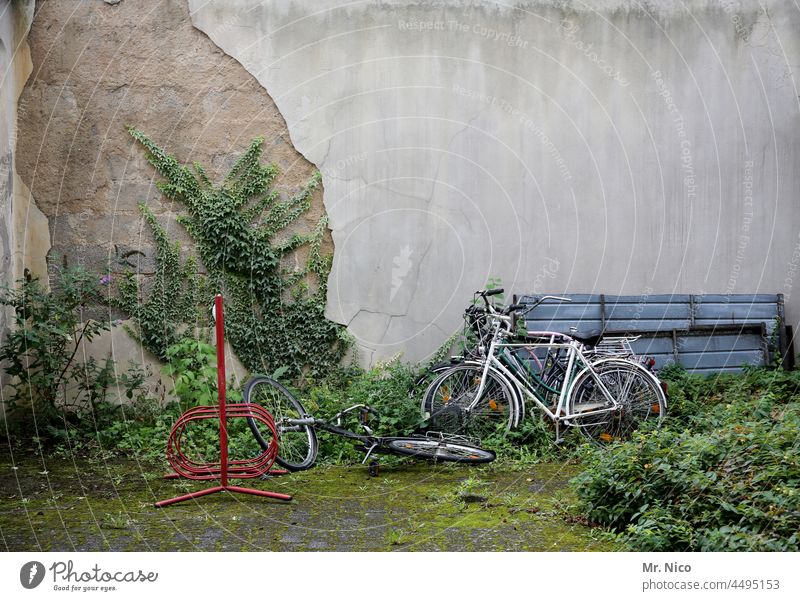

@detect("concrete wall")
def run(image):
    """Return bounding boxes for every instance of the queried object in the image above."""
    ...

[189,0,800,365]
[11,0,331,405]
[0,0,46,338]
[15,0,328,284]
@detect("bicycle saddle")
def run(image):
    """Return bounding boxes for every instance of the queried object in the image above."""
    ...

[519,329,604,346]
[570,329,604,347]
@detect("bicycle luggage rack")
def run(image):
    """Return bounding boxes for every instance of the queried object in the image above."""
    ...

[155,294,292,508]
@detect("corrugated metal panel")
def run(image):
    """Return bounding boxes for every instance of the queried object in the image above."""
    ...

[517,293,782,373]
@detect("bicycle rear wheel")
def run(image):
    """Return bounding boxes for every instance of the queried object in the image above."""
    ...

[244,376,318,470]
[567,360,666,446]
[385,437,496,463]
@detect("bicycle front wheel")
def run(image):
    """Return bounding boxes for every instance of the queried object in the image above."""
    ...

[415,362,454,415]
[385,437,496,463]
[567,360,666,446]
[424,364,518,441]
[244,376,318,470]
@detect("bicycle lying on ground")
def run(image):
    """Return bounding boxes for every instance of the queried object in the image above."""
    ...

[421,288,667,446]
[243,376,496,473]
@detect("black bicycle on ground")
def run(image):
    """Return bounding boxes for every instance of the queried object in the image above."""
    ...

[243,376,496,473]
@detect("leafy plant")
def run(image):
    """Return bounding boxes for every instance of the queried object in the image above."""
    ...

[126,128,349,381]
[0,265,112,430]
[162,337,219,408]
[571,367,800,551]
[158,336,255,461]
[115,205,203,360]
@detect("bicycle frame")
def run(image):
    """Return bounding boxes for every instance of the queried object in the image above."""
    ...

[283,404,487,465]
[430,288,666,444]
[286,405,394,465]
[470,323,622,425]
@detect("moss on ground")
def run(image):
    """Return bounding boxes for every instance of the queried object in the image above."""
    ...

[0,452,620,551]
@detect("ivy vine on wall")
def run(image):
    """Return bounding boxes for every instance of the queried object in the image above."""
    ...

[116,204,204,360]
[126,127,350,379]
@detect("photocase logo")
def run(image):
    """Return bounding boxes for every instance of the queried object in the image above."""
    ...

[390,245,413,301]
[20,561,46,589]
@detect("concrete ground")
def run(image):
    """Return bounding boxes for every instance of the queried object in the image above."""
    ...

[0,453,619,551]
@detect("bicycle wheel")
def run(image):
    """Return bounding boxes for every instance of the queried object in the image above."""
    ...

[244,376,318,470]
[414,362,454,415]
[424,364,518,441]
[567,359,666,446]
[385,437,496,463]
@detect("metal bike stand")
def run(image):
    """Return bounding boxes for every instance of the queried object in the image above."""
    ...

[155,294,292,508]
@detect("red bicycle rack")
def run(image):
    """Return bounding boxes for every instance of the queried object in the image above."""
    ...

[155,294,292,508]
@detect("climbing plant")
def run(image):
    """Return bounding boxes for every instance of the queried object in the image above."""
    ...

[127,127,349,380]
[116,204,203,360]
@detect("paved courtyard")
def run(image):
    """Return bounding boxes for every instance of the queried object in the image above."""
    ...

[0,453,618,552]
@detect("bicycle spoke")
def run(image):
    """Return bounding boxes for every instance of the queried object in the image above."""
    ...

[244,376,317,470]
[569,362,665,446]
[426,365,516,440]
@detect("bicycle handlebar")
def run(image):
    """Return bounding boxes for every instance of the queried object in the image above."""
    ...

[517,295,573,315]
[479,288,504,297]
[466,291,573,337]
[333,404,379,427]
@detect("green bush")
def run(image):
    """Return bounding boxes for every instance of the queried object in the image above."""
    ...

[162,337,221,408]
[572,367,800,551]
[0,265,152,443]
[480,413,566,464]
[297,360,423,463]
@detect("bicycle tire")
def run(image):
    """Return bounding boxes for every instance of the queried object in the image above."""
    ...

[244,375,318,470]
[567,359,666,446]
[420,359,526,427]
[385,437,496,463]
[423,364,519,441]
[415,362,453,408]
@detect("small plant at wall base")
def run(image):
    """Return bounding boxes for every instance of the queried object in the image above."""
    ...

[127,127,349,381]
[0,265,146,441]
[156,337,258,461]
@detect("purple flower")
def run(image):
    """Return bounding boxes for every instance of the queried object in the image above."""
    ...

[100,275,112,286]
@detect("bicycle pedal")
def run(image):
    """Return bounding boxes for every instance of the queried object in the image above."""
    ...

[368,460,380,478]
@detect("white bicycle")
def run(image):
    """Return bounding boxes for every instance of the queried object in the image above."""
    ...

[422,289,667,446]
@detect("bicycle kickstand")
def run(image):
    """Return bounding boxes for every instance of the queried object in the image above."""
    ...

[361,443,380,477]
[368,460,380,478]
[554,420,566,445]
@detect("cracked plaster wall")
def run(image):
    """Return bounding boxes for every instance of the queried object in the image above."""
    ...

[1,0,48,341]
[189,0,800,365]
[10,0,326,402]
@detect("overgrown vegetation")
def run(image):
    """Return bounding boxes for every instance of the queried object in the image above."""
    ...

[125,128,349,380]
[572,365,800,551]
[22,335,256,462]
[0,265,149,441]
[116,205,203,360]
[294,360,426,464]
[4,264,797,554]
